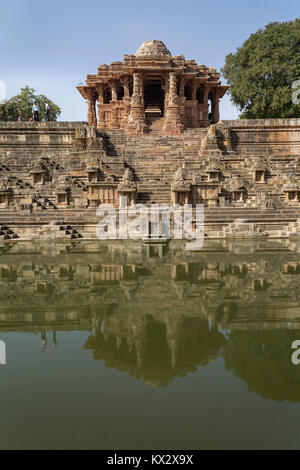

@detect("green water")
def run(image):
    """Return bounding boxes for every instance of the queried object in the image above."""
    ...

[0,239,300,450]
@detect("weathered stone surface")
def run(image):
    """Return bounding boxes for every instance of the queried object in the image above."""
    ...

[77,40,228,134]
[135,40,171,57]
[0,119,299,239]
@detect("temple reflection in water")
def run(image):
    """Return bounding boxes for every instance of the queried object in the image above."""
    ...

[1,239,300,399]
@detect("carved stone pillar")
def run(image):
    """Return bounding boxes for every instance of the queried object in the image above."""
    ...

[86,88,97,126]
[126,72,147,135]
[97,83,104,104]
[211,88,220,124]
[163,72,184,135]
[202,84,210,125]
[179,77,185,98]
[96,83,105,129]
[123,76,130,98]
[110,80,118,101]
[108,80,118,128]
[192,81,197,101]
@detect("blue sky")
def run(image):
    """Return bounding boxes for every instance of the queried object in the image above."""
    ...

[1,0,299,121]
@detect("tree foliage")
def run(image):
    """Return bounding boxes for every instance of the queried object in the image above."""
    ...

[221,20,300,118]
[0,86,61,121]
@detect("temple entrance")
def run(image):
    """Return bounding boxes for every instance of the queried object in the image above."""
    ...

[144,83,164,115]
[144,82,164,129]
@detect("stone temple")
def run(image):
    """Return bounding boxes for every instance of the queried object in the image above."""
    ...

[0,40,300,240]
[77,40,229,134]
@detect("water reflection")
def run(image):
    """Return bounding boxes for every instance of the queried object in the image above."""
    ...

[1,239,300,399]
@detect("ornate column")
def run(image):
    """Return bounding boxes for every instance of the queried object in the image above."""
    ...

[211,88,220,124]
[86,88,97,126]
[126,72,147,135]
[178,76,186,123]
[191,80,197,101]
[202,83,210,125]
[179,77,185,98]
[163,72,184,135]
[109,80,118,128]
[96,83,105,129]
[121,76,131,127]
[123,76,130,98]
[110,80,118,101]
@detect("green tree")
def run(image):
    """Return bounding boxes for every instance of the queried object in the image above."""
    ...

[221,20,300,119]
[0,86,61,121]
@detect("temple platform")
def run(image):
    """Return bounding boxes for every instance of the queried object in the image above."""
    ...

[0,119,299,240]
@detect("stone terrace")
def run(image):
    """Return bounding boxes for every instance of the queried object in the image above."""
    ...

[0,119,300,240]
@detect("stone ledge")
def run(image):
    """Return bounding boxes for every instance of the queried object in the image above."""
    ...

[0,121,87,129]
[220,118,300,128]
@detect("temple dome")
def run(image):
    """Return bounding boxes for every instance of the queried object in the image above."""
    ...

[135,40,171,57]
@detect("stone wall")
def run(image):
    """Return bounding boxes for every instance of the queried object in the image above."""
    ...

[221,119,300,155]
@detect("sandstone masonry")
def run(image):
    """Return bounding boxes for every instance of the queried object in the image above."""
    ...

[0,119,300,239]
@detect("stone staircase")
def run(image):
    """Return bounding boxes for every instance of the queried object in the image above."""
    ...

[39,222,83,239]
[103,129,206,205]
[0,225,19,240]
[0,121,300,240]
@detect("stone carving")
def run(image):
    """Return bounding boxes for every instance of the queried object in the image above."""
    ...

[130,73,143,107]
[163,72,183,134]
[118,168,137,192]
[222,127,235,151]
[77,40,229,134]
[201,124,220,151]
[117,168,137,206]
[171,167,189,190]
[282,182,300,204]
[135,40,171,57]
[1,77,300,240]
[168,73,179,106]
[126,73,147,134]
[224,175,249,193]
[30,160,48,184]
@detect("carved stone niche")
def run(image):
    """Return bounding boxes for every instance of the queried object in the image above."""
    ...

[30,160,48,185]
[0,183,10,207]
[201,124,220,151]
[283,182,300,204]
[117,168,137,206]
[252,161,267,183]
[56,184,70,206]
[260,192,281,211]
[206,163,221,182]
[204,183,220,206]
[224,175,248,204]
[86,166,99,183]
[171,167,191,205]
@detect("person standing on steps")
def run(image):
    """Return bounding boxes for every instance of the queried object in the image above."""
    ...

[32,102,40,121]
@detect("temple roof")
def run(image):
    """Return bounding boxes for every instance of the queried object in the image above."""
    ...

[135,40,171,57]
